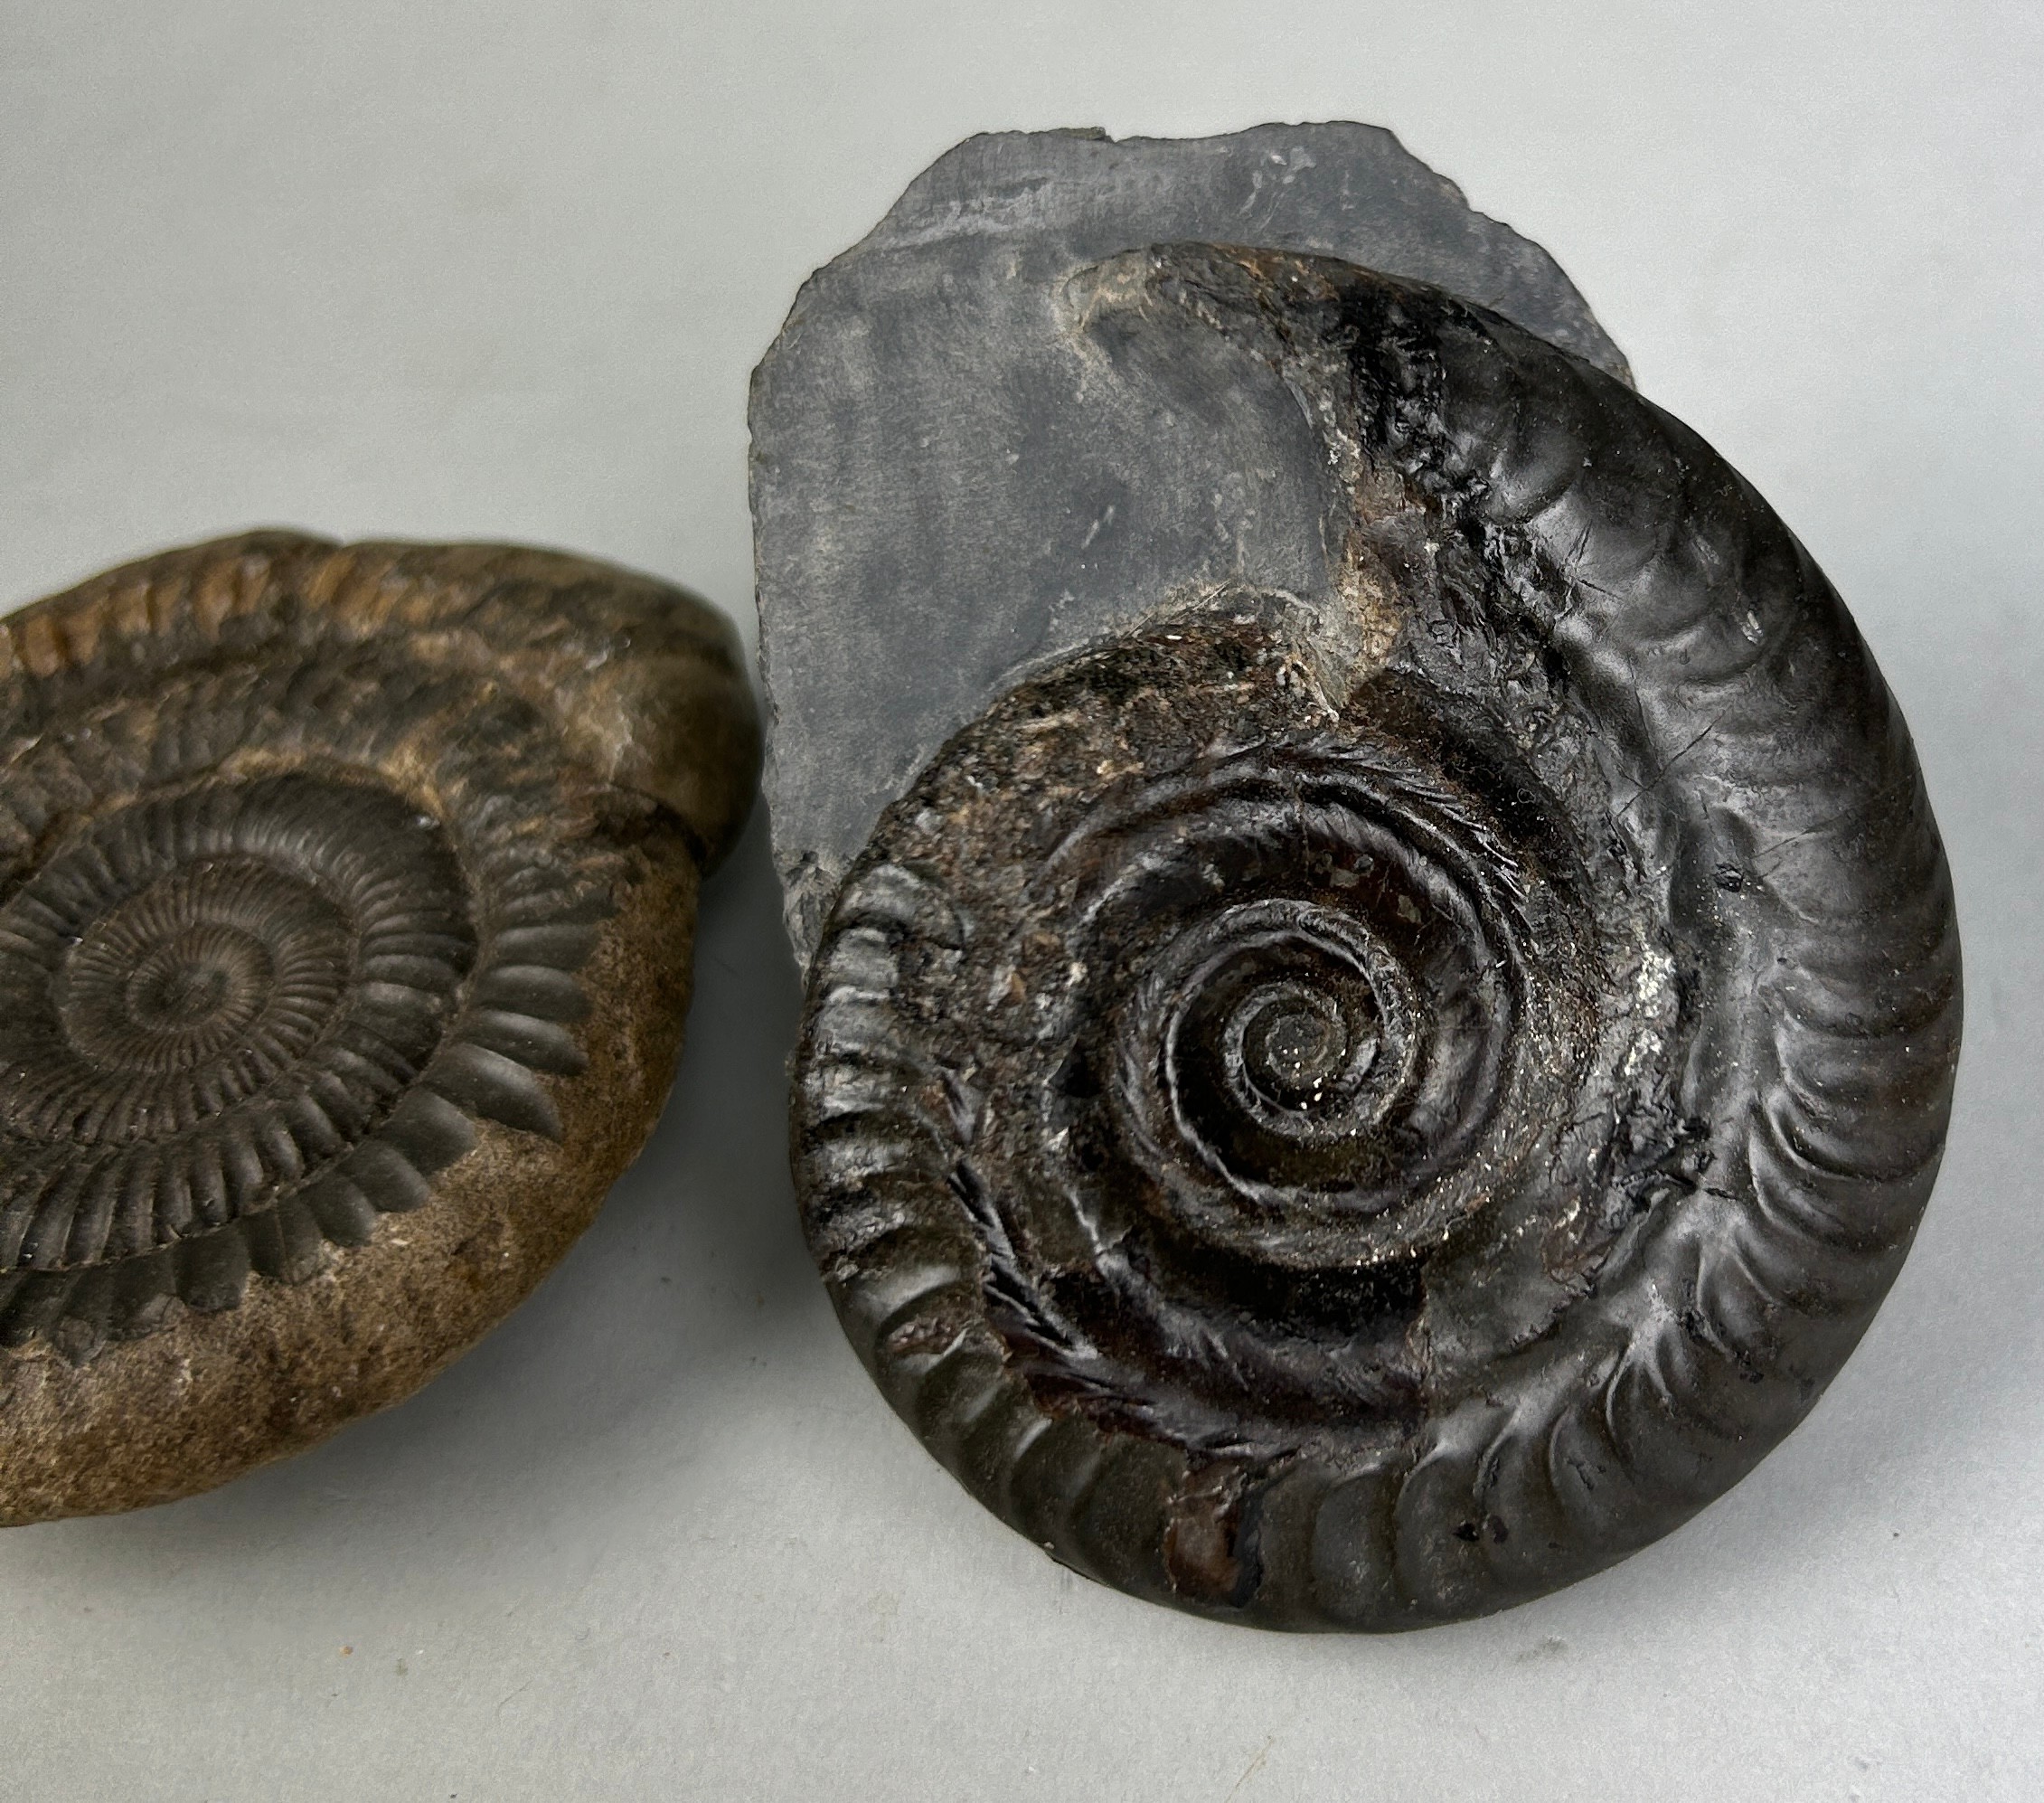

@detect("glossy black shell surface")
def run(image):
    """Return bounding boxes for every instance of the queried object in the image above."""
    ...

[790,249,1961,1630]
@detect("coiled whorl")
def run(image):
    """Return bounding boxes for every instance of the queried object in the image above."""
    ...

[0,532,758,1522]
[793,248,1960,1628]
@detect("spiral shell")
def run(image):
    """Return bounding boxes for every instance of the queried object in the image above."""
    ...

[0,532,758,1522]
[791,247,1961,1629]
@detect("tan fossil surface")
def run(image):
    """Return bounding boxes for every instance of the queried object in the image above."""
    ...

[0,532,758,1523]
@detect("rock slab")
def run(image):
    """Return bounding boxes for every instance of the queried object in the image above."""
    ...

[749,123,1629,959]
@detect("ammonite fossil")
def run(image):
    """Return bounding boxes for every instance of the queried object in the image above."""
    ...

[772,230,1961,1628]
[0,531,758,1523]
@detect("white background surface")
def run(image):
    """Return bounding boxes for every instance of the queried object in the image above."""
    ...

[2,5,2039,1798]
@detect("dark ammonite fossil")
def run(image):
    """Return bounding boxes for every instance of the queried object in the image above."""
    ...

[0,531,757,1523]
[790,247,1963,1629]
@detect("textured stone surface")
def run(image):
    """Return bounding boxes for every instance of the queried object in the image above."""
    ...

[751,123,1632,961]
[0,533,758,1522]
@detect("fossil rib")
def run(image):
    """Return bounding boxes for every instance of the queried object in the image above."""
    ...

[0,531,758,1523]
[787,246,1961,1629]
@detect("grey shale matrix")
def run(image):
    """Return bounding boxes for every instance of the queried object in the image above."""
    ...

[0,533,758,1523]
[753,126,1962,1629]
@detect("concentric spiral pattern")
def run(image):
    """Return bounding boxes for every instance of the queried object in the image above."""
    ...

[0,533,757,1411]
[793,248,1961,1628]
[0,769,486,1291]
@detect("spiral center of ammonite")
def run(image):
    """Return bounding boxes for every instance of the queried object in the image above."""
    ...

[53,866,333,1077]
[0,774,477,1175]
[1233,982,1372,1110]
[1024,741,1534,1275]
[1159,902,1419,1179]
[130,958,231,1027]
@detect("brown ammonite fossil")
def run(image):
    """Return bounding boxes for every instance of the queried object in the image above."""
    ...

[0,531,758,1523]
[786,247,1963,1629]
